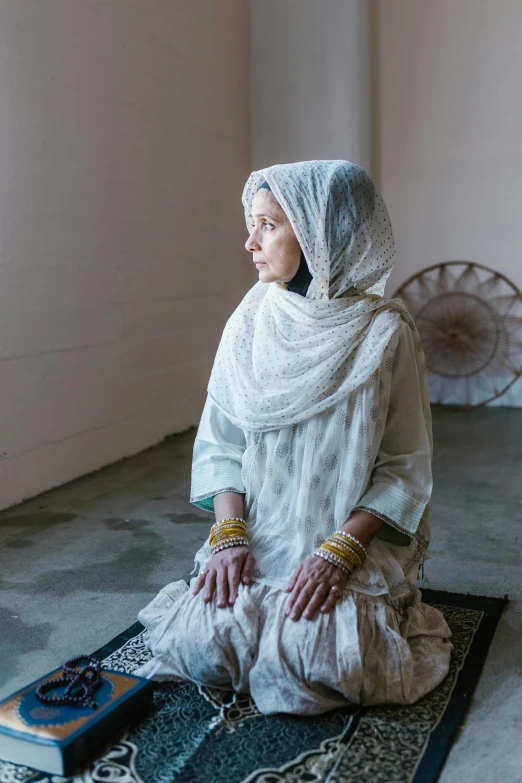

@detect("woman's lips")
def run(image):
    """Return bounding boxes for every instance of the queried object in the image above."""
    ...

[254,261,267,267]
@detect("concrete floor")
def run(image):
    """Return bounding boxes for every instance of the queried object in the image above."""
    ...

[1,409,521,781]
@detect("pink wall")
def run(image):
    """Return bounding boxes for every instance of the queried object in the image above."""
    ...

[0,0,252,510]
[379,0,522,297]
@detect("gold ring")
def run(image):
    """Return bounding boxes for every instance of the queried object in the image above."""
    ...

[330,585,341,594]
[200,569,209,578]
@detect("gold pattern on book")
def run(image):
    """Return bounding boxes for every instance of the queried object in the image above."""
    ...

[0,670,139,740]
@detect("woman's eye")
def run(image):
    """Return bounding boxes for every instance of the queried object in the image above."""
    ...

[262,222,275,231]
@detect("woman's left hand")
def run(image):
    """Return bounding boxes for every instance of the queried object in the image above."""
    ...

[285,556,349,621]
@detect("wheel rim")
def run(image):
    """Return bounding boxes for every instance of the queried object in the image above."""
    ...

[393,261,522,408]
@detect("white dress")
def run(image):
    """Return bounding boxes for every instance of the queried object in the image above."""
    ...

[135,321,452,715]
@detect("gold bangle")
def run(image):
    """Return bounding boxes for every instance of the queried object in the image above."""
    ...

[209,532,248,545]
[209,524,247,538]
[209,522,247,538]
[210,536,248,549]
[330,533,363,553]
[210,533,248,544]
[210,536,248,550]
[209,527,246,543]
[210,520,247,532]
[322,537,361,561]
[329,536,365,564]
[209,520,247,533]
[210,537,248,554]
[323,539,362,566]
[335,530,367,557]
[330,541,365,565]
[320,542,360,571]
[211,517,246,530]
[324,539,362,566]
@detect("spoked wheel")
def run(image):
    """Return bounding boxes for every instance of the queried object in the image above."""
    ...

[393,261,522,408]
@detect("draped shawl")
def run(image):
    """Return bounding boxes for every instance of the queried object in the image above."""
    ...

[208,160,428,438]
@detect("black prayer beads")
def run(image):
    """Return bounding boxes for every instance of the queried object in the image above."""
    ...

[36,655,104,711]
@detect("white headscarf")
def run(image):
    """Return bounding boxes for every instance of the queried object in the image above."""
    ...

[208,160,418,433]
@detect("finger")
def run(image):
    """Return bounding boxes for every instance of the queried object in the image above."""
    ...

[288,583,316,621]
[202,570,216,603]
[320,588,341,614]
[192,569,208,595]
[285,574,308,613]
[216,568,229,609]
[241,551,256,585]
[228,561,241,605]
[285,563,303,592]
[302,583,330,621]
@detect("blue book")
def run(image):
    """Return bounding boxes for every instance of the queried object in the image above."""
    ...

[0,665,153,776]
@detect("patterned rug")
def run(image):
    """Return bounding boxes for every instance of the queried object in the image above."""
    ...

[0,590,506,783]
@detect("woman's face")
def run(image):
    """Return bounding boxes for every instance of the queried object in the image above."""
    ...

[245,188,302,284]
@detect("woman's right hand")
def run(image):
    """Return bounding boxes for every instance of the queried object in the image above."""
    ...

[192,545,255,608]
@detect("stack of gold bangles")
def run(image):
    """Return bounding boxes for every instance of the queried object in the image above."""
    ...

[314,530,367,575]
[209,516,249,555]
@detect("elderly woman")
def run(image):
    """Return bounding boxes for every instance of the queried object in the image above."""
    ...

[135,161,452,715]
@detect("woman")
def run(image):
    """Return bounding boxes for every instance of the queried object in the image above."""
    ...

[135,160,452,715]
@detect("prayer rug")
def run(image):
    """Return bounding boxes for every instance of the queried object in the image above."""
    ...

[1,590,506,783]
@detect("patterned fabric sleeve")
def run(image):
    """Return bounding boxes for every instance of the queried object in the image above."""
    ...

[354,321,432,545]
[190,395,246,514]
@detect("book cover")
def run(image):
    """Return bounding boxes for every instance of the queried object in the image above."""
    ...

[0,665,153,776]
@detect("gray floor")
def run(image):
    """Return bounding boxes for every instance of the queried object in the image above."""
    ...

[1,409,522,781]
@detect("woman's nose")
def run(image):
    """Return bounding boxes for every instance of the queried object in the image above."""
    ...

[245,231,260,252]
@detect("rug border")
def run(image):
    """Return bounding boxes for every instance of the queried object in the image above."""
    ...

[420,588,509,612]
[91,620,145,661]
[411,590,507,783]
[89,592,507,783]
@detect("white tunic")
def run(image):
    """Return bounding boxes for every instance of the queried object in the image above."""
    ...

[135,322,452,714]
[191,320,432,598]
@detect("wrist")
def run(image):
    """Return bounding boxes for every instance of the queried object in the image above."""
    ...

[213,491,245,523]
[340,509,382,549]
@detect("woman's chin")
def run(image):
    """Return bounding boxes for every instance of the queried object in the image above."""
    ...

[256,266,274,282]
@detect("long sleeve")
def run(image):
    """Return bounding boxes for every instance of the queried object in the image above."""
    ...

[354,321,432,545]
[190,395,247,513]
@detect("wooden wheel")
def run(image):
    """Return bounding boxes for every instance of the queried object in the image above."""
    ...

[393,261,522,408]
